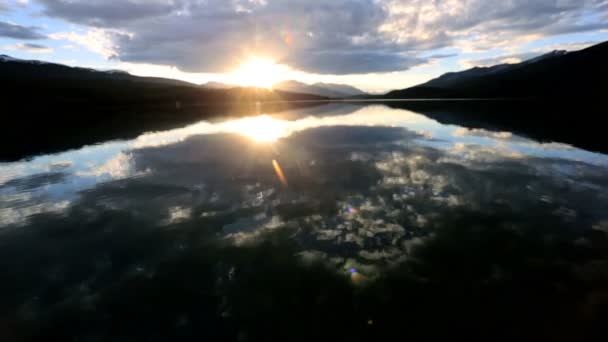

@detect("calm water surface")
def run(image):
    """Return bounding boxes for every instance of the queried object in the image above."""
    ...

[1,103,607,341]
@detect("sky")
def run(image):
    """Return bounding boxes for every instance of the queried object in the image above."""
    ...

[1,0,607,93]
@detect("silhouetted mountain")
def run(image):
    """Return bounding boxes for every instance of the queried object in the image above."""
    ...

[200,79,367,97]
[274,80,367,98]
[421,50,569,90]
[384,41,608,99]
[0,55,328,160]
[0,54,195,87]
[202,80,367,98]
[0,55,327,103]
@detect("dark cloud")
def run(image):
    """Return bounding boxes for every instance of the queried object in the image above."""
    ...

[282,51,426,75]
[0,21,46,40]
[425,53,459,59]
[33,0,608,74]
[102,0,405,74]
[21,43,50,50]
[38,0,181,26]
[0,172,66,192]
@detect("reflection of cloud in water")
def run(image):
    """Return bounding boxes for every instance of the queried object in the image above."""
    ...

[454,127,516,140]
[2,102,606,190]
[164,206,192,225]
[1,172,68,192]
[75,152,138,179]
[593,221,608,233]
[1,103,608,269]
[2,103,608,340]
[228,216,285,246]
[443,142,525,162]
[0,199,71,227]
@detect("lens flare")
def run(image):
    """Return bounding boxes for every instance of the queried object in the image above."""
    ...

[272,159,289,188]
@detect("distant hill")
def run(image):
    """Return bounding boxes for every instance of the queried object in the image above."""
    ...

[274,80,367,98]
[384,41,608,99]
[203,80,367,98]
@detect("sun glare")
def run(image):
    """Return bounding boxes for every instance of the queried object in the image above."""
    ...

[224,115,290,143]
[230,57,286,89]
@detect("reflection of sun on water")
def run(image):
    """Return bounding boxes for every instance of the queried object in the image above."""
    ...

[225,115,290,143]
[230,57,286,89]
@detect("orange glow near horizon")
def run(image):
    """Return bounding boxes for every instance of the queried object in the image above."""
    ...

[230,57,286,89]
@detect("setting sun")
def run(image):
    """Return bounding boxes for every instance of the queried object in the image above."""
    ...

[229,57,287,89]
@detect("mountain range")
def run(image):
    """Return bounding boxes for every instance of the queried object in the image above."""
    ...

[5,39,606,103]
[202,80,367,98]
[0,55,329,109]
[0,54,195,87]
[1,40,607,160]
[384,41,607,99]
[272,80,367,98]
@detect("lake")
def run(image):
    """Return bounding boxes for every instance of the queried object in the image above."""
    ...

[1,101,607,341]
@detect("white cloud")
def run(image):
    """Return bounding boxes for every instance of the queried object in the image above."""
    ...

[50,28,129,58]
[117,61,213,84]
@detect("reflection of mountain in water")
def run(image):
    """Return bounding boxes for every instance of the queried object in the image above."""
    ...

[0,55,328,161]
[1,104,608,340]
[3,99,607,162]
[382,100,608,154]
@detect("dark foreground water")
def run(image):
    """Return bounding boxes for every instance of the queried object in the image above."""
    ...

[1,102,608,341]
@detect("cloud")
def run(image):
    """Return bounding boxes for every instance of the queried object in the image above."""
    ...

[38,0,180,26]
[460,52,538,68]
[20,43,52,53]
[3,42,53,53]
[0,0,30,13]
[33,0,608,74]
[381,0,608,50]
[0,20,46,39]
[283,51,426,75]
[460,40,602,68]
[50,28,124,58]
[425,53,459,59]
[0,172,66,191]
